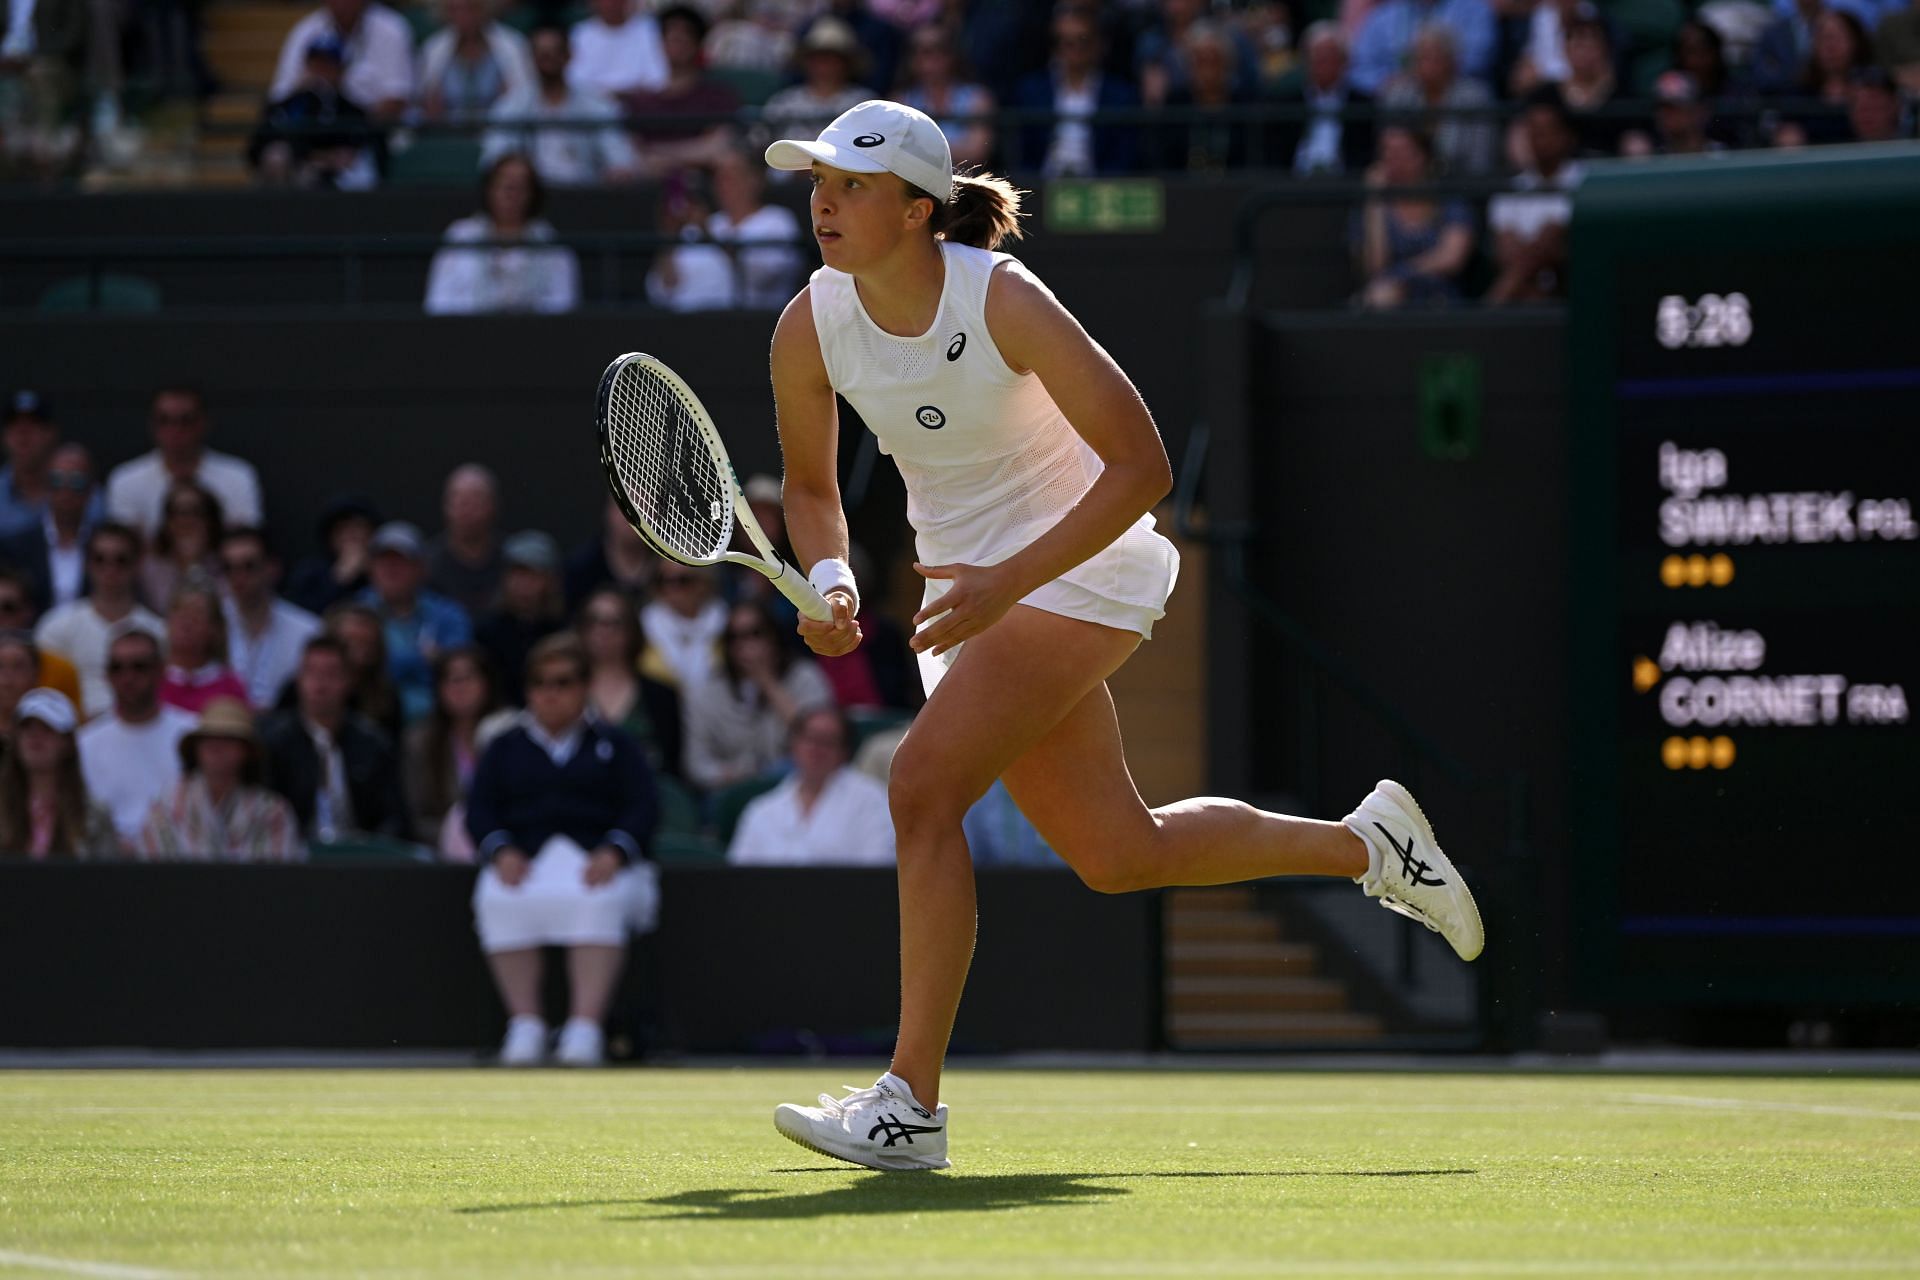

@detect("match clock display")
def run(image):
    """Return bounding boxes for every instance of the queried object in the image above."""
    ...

[1568,147,1920,1007]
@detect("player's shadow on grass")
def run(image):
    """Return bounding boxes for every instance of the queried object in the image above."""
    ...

[459,1169,1476,1224]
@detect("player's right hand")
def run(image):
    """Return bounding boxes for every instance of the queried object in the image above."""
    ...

[797,589,862,657]
[493,848,530,887]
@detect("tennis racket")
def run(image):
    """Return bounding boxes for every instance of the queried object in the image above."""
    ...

[596,352,833,622]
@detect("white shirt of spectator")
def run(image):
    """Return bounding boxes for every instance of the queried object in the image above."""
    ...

[269,2,416,108]
[35,601,166,719]
[483,83,637,186]
[225,596,323,709]
[727,767,896,866]
[306,717,356,841]
[42,509,86,608]
[707,203,804,309]
[1,0,35,57]
[417,22,536,112]
[424,214,582,315]
[566,11,668,99]
[1488,162,1585,241]
[639,596,725,689]
[522,711,586,768]
[104,449,265,539]
[1045,78,1099,179]
[645,226,739,312]
[77,704,198,841]
[1296,85,1349,174]
[1524,3,1571,84]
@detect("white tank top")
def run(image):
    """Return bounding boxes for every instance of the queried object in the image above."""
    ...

[809,240,1167,604]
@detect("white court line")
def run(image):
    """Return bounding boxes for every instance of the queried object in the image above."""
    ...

[1615,1092,1920,1123]
[0,1249,184,1279]
[626,1258,1920,1279]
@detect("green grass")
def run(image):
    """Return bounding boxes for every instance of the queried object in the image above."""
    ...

[3,1068,1918,1278]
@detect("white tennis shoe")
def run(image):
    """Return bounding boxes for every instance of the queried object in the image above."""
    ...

[499,1015,548,1066]
[774,1073,951,1171]
[1344,779,1485,962]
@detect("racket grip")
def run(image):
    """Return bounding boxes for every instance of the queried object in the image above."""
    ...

[772,562,836,622]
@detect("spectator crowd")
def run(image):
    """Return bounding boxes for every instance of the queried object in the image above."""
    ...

[8,0,1910,299]
[0,380,1066,1060]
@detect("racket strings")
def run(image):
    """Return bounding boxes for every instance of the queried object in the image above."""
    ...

[607,364,731,560]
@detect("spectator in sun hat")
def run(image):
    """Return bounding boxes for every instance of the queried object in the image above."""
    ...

[475,529,568,706]
[0,688,120,859]
[358,520,474,724]
[761,16,876,150]
[139,697,304,861]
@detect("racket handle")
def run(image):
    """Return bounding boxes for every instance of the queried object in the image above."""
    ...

[771,562,835,622]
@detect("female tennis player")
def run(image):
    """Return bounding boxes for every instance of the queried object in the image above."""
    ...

[765,100,1483,1171]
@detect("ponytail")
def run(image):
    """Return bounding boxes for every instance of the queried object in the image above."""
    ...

[914,171,1027,252]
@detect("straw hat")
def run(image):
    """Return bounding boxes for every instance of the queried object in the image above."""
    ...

[178,696,261,771]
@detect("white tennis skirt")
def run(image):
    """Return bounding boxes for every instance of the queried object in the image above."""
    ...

[915,516,1181,696]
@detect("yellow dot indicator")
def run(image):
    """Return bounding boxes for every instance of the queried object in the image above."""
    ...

[1709,554,1735,586]
[1632,657,1660,693]
[1711,736,1736,769]
[1686,555,1710,587]
[1661,556,1687,588]
[1687,736,1713,769]
[1662,737,1689,769]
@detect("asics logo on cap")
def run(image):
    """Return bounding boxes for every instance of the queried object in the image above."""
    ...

[852,133,885,147]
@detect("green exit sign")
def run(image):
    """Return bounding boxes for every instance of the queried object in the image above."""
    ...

[1044,179,1165,234]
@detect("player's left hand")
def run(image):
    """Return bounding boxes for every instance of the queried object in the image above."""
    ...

[584,847,624,887]
[911,561,1022,656]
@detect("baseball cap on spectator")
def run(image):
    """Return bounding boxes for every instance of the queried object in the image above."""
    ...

[1653,70,1701,104]
[6,391,51,425]
[794,15,866,69]
[305,34,347,63]
[16,687,77,733]
[766,99,954,203]
[502,530,561,574]
[370,520,426,559]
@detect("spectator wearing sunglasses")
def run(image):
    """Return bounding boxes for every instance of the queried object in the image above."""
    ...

[77,626,198,845]
[0,443,100,616]
[103,388,264,540]
[221,527,322,710]
[34,523,165,719]
[0,392,103,541]
[683,600,832,791]
[638,560,725,690]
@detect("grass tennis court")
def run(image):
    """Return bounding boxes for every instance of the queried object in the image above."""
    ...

[4,1067,1918,1278]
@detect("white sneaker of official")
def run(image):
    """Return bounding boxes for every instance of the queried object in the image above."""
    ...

[1344,779,1486,962]
[554,1018,606,1067]
[500,1014,548,1066]
[774,1073,951,1171]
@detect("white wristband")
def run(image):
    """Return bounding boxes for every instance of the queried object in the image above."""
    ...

[807,557,859,614]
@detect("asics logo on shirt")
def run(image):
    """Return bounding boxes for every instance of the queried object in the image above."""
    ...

[852,133,885,147]
[916,405,946,430]
[946,332,966,361]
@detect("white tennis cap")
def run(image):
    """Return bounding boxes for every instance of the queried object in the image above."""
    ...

[764,99,954,203]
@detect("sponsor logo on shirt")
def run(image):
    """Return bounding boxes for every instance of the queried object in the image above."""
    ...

[946,332,966,362]
[916,405,946,430]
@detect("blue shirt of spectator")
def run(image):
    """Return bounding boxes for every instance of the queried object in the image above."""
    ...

[1350,0,1495,94]
[358,521,472,724]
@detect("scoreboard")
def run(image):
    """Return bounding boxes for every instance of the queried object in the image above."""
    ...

[1567,145,1920,1006]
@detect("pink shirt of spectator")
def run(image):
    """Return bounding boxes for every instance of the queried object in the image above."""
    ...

[161,663,252,716]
